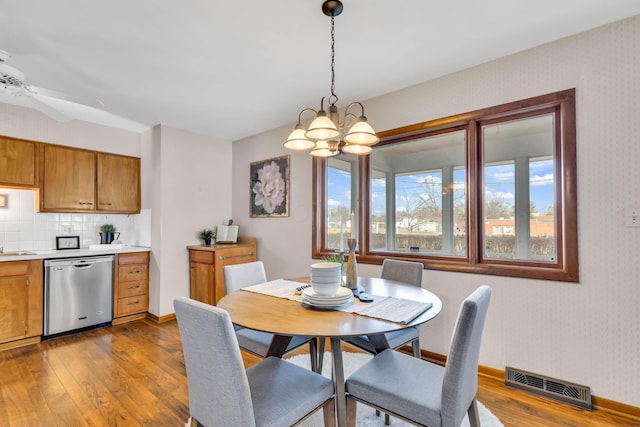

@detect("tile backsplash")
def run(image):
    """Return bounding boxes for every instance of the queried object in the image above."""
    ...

[0,188,151,251]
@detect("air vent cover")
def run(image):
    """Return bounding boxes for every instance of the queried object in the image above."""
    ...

[505,366,592,410]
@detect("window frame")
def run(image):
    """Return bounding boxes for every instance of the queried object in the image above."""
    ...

[312,89,578,282]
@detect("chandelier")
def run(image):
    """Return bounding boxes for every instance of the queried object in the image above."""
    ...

[284,0,379,157]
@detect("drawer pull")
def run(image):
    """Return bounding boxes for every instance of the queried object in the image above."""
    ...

[127,300,140,305]
[218,252,254,260]
[127,285,141,290]
[128,270,141,274]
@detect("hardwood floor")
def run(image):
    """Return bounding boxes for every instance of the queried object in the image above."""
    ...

[0,319,637,426]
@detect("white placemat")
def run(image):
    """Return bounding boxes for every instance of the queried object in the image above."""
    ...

[241,279,305,302]
[241,279,432,324]
[342,296,432,324]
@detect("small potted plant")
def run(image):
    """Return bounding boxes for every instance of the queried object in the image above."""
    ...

[99,224,119,244]
[199,228,215,246]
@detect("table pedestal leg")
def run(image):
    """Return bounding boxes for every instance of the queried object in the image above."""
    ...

[330,337,347,427]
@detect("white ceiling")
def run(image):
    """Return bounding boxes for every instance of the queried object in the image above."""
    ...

[1,0,640,141]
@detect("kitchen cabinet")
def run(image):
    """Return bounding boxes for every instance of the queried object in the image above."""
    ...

[0,136,38,187]
[41,144,96,211]
[113,252,149,324]
[188,237,256,305]
[39,144,141,213]
[96,152,140,212]
[0,260,43,350]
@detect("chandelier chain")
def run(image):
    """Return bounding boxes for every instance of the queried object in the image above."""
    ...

[329,15,338,106]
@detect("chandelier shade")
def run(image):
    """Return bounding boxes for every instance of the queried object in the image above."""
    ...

[284,124,316,150]
[305,110,340,140]
[283,0,378,157]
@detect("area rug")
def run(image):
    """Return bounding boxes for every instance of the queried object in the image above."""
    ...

[287,352,504,427]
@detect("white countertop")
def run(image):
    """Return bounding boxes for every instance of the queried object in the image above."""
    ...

[0,245,151,262]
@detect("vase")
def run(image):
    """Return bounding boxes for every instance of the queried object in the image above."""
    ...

[100,232,119,244]
[203,238,212,246]
[345,238,358,290]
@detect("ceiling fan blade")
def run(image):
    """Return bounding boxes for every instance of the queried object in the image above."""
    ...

[30,85,105,109]
[19,88,71,122]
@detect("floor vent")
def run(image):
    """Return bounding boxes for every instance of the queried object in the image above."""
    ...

[505,366,592,410]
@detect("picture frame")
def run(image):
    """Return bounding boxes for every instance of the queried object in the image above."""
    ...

[56,235,80,250]
[250,155,290,218]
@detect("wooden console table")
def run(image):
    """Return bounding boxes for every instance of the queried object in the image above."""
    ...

[187,237,256,305]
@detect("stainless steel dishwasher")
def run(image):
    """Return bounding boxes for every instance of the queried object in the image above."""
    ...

[44,255,114,337]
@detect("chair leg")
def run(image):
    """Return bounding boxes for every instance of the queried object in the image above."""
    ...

[412,337,421,358]
[322,399,336,427]
[317,336,326,373]
[346,396,357,427]
[309,338,319,372]
[467,398,480,427]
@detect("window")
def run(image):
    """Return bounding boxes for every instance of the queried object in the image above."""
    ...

[313,89,577,282]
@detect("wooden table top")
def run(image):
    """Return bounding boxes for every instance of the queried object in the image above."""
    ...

[217,277,442,338]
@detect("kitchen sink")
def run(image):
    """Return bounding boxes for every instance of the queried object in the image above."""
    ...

[0,251,36,257]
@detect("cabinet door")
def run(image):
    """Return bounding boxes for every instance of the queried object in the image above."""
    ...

[214,246,256,304]
[0,275,29,343]
[190,261,215,305]
[0,137,38,187]
[96,153,140,213]
[41,145,96,211]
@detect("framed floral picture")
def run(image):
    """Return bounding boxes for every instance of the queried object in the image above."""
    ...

[250,155,290,217]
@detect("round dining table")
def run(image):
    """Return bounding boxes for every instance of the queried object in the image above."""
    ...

[217,276,442,427]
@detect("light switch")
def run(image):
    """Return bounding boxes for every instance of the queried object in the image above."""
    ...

[625,207,640,227]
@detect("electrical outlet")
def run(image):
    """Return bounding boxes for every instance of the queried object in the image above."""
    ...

[63,225,74,234]
[625,207,640,227]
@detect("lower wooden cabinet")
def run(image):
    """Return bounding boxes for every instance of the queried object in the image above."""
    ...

[188,237,256,305]
[113,252,149,324]
[0,260,43,350]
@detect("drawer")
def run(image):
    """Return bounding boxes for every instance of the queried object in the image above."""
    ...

[118,264,148,282]
[118,252,149,265]
[118,279,147,298]
[189,250,214,264]
[0,261,29,276]
[215,246,255,261]
[117,294,149,316]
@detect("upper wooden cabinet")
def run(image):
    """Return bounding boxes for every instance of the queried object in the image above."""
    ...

[41,145,96,211]
[39,144,141,214]
[0,136,38,187]
[97,153,141,212]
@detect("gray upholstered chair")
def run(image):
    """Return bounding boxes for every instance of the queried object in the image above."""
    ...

[223,261,319,371]
[174,297,335,427]
[344,258,424,358]
[345,285,492,427]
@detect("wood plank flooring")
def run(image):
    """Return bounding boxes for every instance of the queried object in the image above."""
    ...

[0,319,637,426]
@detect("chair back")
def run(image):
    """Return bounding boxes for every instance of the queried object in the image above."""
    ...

[223,261,267,293]
[174,297,257,427]
[441,285,492,427]
[381,258,423,287]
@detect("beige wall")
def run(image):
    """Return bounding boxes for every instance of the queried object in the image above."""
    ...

[232,15,640,406]
[143,124,233,316]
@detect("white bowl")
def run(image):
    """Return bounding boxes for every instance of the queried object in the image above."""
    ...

[311,280,341,296]
[310,262,341,270]
[311,275,341,284]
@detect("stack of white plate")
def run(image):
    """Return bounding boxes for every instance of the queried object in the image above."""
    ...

[310,262,342,296]
[301,286,353,308]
